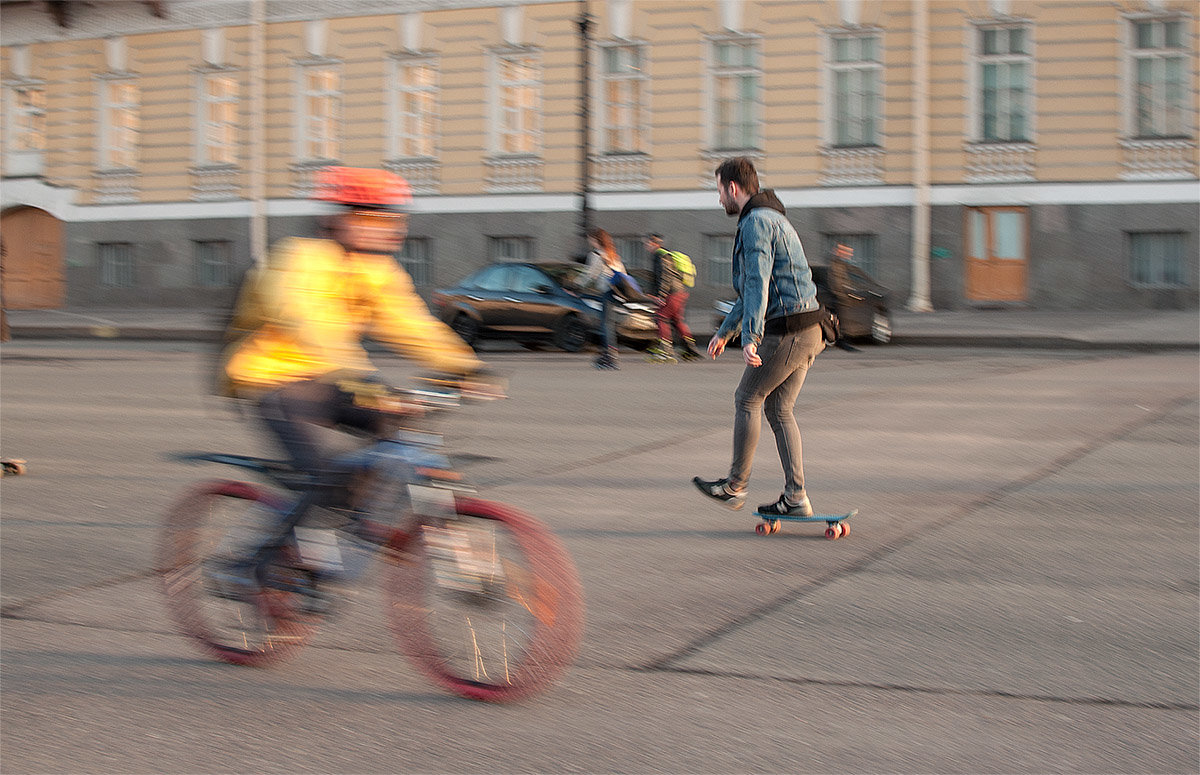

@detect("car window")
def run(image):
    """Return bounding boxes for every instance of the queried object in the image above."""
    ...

[464,265,511,291]
[508,266,550,293]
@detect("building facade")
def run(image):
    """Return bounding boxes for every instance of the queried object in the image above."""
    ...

[1,0,1196,312]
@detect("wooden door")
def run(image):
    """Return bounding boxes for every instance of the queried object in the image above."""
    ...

[965,206,1028,303]
[1,206,64,309]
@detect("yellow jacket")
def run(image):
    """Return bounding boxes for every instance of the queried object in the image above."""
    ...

[221,237,481,396]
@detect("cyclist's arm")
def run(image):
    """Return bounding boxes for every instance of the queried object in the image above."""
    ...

[368,257,483,376]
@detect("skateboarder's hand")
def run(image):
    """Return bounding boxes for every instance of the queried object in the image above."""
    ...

[706,335,726,359]
[742,342,762,367]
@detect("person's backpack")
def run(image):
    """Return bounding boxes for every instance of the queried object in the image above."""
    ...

[667,250,696,288]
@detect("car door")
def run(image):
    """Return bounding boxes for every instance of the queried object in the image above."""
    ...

[504,265,563,332]
[457,264,513,331]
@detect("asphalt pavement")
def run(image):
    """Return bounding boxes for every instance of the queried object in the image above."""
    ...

[5,305,1199,350]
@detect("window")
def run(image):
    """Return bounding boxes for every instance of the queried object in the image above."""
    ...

[6,82,45,154]
[709,36,762,150]
[975,25,1031,142]
[194,240,232,287]
[1129,17,1190,138]
[198,71,238,166]
[488,236,532,262]
[99,243,135,287]
[599,43,646,154]
[299,64,340,160]
[822,234,878,276]
[390,56,437,159]
[828,33,881,147]
[493,50,541,155]
[398,237,431,286]
[100,78,139,168]
[1129,232,1187,288]
[615,236,648,273]
[704,234,735,288]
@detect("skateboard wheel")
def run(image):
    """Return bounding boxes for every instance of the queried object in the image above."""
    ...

[755,522,769,536]
[837,522,849,539]
[825,526,839,540]
[770,520,782,534]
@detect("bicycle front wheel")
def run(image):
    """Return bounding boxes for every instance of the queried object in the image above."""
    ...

[386,497,585,702]
[157,480,319,667]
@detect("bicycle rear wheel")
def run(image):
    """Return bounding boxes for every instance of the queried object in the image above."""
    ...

[386,497,585,702]
[157,480,319,666]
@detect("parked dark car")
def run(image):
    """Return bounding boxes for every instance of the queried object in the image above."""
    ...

[713,263,893,345]
[432,262,659,352]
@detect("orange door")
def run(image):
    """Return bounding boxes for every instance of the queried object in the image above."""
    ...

[0,206,64,309]
[965,206,1028,303]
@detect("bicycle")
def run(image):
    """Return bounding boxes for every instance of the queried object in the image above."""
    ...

[156,378,585,703]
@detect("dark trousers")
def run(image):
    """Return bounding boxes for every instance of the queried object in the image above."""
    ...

[256,378,382,479]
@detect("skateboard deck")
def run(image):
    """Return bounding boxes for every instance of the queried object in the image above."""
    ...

[752,508,857,539]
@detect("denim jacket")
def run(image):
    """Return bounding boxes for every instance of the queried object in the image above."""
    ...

[715,190,819,347]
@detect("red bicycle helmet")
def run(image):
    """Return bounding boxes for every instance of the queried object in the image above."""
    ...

[315,166,412,211]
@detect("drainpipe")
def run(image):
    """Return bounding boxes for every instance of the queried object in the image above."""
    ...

[907,0,933,312]
[577,0,593,250]
[249,0,267,266]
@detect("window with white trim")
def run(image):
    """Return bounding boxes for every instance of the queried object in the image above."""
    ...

[194,240,232,287]
[599,42,646,154]
[298,63,340,161]
[198,71,238,166]
[399,237,432,286]
[99,243,136,287]
[1128,17,1190,138]
[709,36,762,151]
[4,80,46,175]
[974,24,1032,142]
[1129,232,1188,288]
[828,32,881,147]
[704,234,735,288]
[389,55,437,159]
[492,50,541,155]
[100,77,139,169]
[488,236,533,262]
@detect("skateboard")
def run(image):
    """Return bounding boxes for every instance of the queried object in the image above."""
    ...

[1,458,28,476]
[753,508,857,539]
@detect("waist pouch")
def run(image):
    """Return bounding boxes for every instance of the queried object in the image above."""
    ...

[764,308,825,335]
[764,306,840,345]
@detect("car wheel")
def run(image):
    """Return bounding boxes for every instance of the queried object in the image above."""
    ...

[553,315,589,353]
[870,311,893,345]
[451,313,480,346]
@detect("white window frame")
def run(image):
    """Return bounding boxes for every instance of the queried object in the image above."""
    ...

[1123,14,1192,139]
[705,34,763,152]
[703,234,735,288]
[398,236,432,286]
[98,74,139,170]
[968,21,1034,143]
[596,40,648,155]
[824,29,882,148]
[195,68,239,167]
[1128,232,1188,288]
[294,59,341,162]
[194,239,233,287]
[487,236,533,262]
[4,78,46,176]
[388,53,438,160]
[489,48,542,156]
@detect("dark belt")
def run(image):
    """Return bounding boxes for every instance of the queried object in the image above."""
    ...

[763,308,825,335]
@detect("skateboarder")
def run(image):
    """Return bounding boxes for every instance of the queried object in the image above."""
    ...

[692,157,826,517]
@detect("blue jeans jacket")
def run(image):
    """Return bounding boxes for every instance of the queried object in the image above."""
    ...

[716,196,819,347]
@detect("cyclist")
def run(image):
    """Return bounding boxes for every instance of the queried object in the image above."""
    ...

[218,166,488,583]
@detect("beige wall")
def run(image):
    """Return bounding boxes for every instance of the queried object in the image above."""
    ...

[2,0,1197,204]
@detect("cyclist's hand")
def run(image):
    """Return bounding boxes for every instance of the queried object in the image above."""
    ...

[458,367,507,401]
